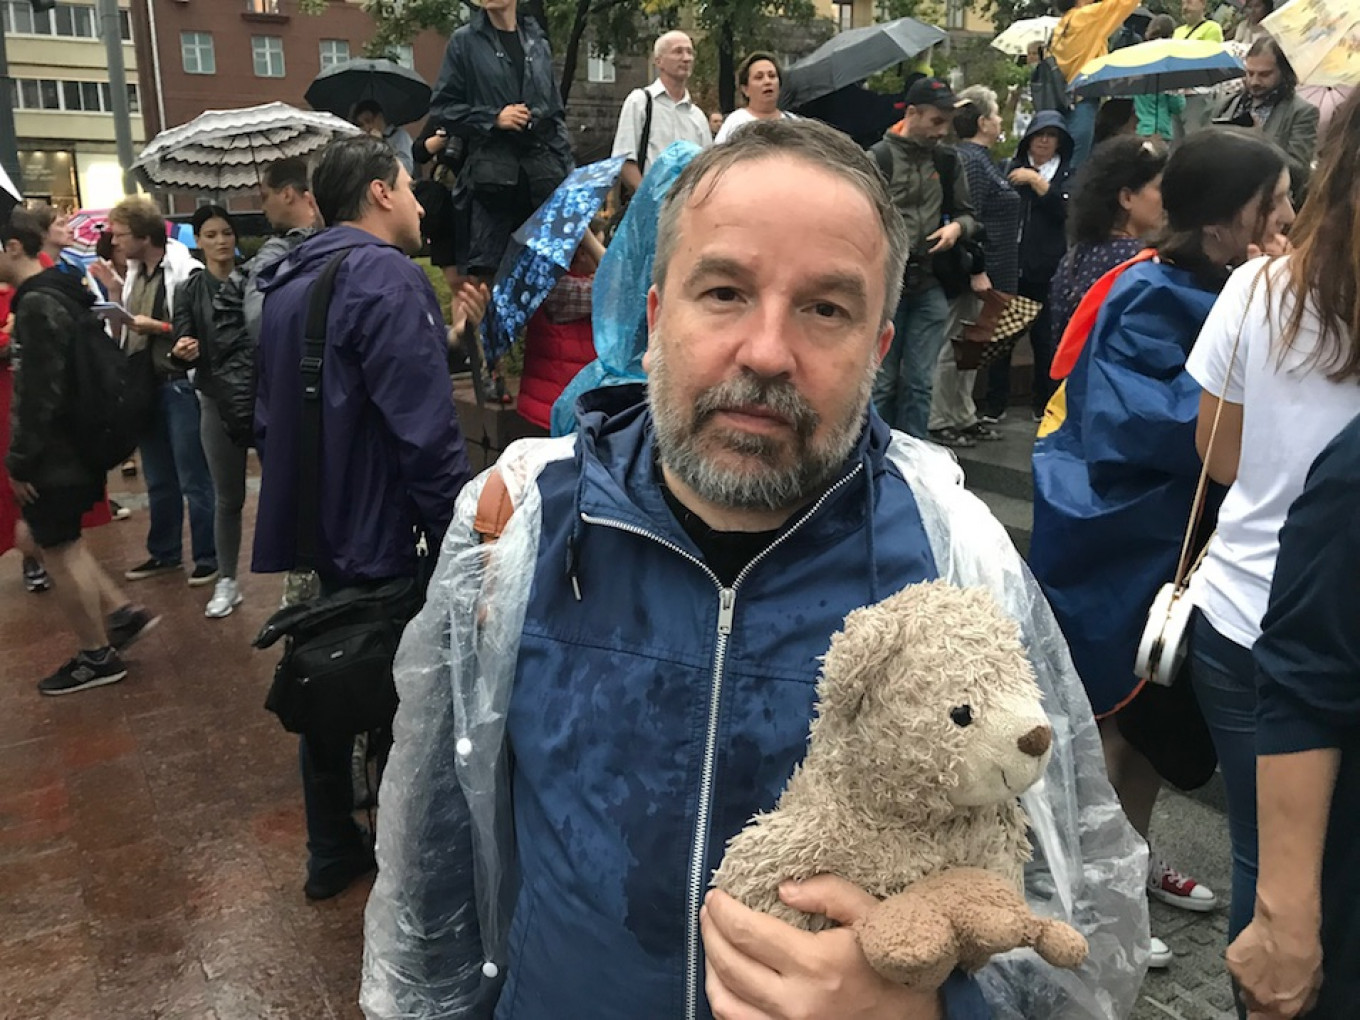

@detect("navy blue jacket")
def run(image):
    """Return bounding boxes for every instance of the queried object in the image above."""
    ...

[1254,411,1360,1016]
[1006,111,1075,294]
[496,387,987,1018]
[252,225,472,582]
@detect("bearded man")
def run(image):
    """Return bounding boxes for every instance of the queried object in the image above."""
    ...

[360,119,1149,1020]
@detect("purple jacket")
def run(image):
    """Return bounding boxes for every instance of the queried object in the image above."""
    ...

[252,225,471,582]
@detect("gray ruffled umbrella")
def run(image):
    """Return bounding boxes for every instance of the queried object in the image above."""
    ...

[305,58,431,126]
[781,17,948,109]
[131,102,361,192]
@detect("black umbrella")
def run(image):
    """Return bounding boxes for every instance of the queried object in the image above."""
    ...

[305,58,432,127]
[781,17,948,109]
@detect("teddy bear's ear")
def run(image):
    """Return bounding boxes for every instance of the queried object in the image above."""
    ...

[815,602,907,725]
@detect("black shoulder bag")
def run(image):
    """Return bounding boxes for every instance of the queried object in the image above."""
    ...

[254,251,425,736]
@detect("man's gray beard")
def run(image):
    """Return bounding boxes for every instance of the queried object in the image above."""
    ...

[647,342,875,513]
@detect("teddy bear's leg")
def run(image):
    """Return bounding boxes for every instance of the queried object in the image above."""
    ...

[1030,919,1090,969]
[952,905,1029,966]
[855,895,959,991]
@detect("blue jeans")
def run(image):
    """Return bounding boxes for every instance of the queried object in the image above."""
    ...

[139,378,217,569]
[1189,611,1258,942]
[873,283,950,438]
[1066,98,1098,171]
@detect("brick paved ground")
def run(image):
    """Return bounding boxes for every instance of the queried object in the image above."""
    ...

[0,466,1243,1019]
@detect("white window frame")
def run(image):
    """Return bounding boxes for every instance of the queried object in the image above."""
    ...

[587,45,615,84]
[836,2,853,31]
[392,43,415,69]
[252,35,286,78]
[946,0,967,30]
[10,76,139,114]
[1,1,129,41]
[319,38,351,71]
[181,31,216,76]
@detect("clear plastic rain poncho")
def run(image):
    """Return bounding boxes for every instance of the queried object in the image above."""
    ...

[361,427,1150,1019]
[547,141,702,437]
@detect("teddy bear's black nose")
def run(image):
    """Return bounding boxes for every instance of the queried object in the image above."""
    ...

[1017,725,1052,758]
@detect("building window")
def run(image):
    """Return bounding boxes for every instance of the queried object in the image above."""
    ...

[181,31,216,75]
[246,0,280,12]
[587,46,615,84]
[252,36,286,78]
[10,76,139,114]
[392,44,415,69]
[319,39,351,70]
[836,2,853,31]
[2,1,129,40]
[946,0,967,29]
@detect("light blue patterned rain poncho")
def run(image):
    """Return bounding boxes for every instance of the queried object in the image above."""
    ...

[548,141,702,437]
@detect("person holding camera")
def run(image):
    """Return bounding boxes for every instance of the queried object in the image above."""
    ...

[428,0,572,279]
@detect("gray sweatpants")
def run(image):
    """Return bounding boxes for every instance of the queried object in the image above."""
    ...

[198,394,248,581]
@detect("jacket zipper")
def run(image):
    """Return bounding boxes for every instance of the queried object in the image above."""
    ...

[578,461,864,1020]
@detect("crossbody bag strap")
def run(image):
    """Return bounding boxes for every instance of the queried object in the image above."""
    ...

[295,250,354,574]
[1172,263,1268,588]
[637,88,655,177]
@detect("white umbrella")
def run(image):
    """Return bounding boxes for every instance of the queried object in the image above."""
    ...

[991,17,1060,57]
[0,163,20,219]
[132,101,362,192]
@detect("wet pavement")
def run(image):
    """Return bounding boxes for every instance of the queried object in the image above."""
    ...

[0,465,367,1020]
[0,463,1240,1020]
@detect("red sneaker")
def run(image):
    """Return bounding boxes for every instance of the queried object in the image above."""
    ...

[1148,856,1217,913]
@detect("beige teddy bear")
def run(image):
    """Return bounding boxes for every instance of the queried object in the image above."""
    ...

[711,580,1088,988]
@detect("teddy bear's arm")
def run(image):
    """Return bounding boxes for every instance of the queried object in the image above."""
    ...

[855,893,959,991]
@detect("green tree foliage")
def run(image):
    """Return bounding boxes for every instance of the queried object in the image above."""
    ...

[302,1,818,111]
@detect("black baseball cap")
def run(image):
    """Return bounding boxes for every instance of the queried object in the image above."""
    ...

[904,77,966,111]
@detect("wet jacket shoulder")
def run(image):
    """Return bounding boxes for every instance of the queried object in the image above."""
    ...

[5,269,102,487]
[210,229,314,447]
[430,10,571,189]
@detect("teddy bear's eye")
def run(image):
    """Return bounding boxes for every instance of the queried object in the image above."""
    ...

[950,705,974,728]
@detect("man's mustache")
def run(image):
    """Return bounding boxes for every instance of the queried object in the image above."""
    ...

[692,373,819,440]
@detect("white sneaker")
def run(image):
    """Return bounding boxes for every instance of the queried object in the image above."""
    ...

[1148,936,1173,969]
[204,577,243,618]
[1148,854,1218,913]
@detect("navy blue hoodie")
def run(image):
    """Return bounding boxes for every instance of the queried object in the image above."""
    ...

[1006,111,1075,292]
[252,225,472,582]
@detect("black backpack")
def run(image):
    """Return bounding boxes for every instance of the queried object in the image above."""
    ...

[33,279,156,472]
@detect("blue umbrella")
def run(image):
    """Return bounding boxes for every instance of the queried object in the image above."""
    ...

[483,155,627,365]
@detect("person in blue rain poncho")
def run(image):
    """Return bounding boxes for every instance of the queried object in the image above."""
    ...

[362,119,1148,1020]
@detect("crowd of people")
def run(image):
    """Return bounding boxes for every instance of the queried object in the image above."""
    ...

[1,0,1357,1017]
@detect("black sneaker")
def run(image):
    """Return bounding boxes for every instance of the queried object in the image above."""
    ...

[22,557,51,594]
[106,605,161,651]
[187,564,219,588]
[303,849,376,901]
[124,558,181,581]
[960,422,1004,442]
[110,499,131,521]
[978,411,1008,426]
[38,649,128,696]
[928,427,976,449]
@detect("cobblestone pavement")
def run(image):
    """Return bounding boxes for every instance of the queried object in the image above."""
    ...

[1133,791,1239,1020]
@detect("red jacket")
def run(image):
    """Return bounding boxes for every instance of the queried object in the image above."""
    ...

[517,272,596,430]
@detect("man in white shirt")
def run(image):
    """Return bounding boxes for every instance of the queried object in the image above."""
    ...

[611,30,713,192]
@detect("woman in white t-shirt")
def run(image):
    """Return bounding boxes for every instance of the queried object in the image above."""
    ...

[1185,96,1360,952]
[713,51,796,145]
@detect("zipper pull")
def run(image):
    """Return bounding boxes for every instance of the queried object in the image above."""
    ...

[717,588,735,636]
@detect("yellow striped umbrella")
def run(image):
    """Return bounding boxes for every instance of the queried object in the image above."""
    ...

[1071,39,1244,99]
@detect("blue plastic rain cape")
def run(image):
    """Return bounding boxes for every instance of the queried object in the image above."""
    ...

[548,141,702,437]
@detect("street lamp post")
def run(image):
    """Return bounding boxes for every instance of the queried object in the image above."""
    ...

[96,0,137,195]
